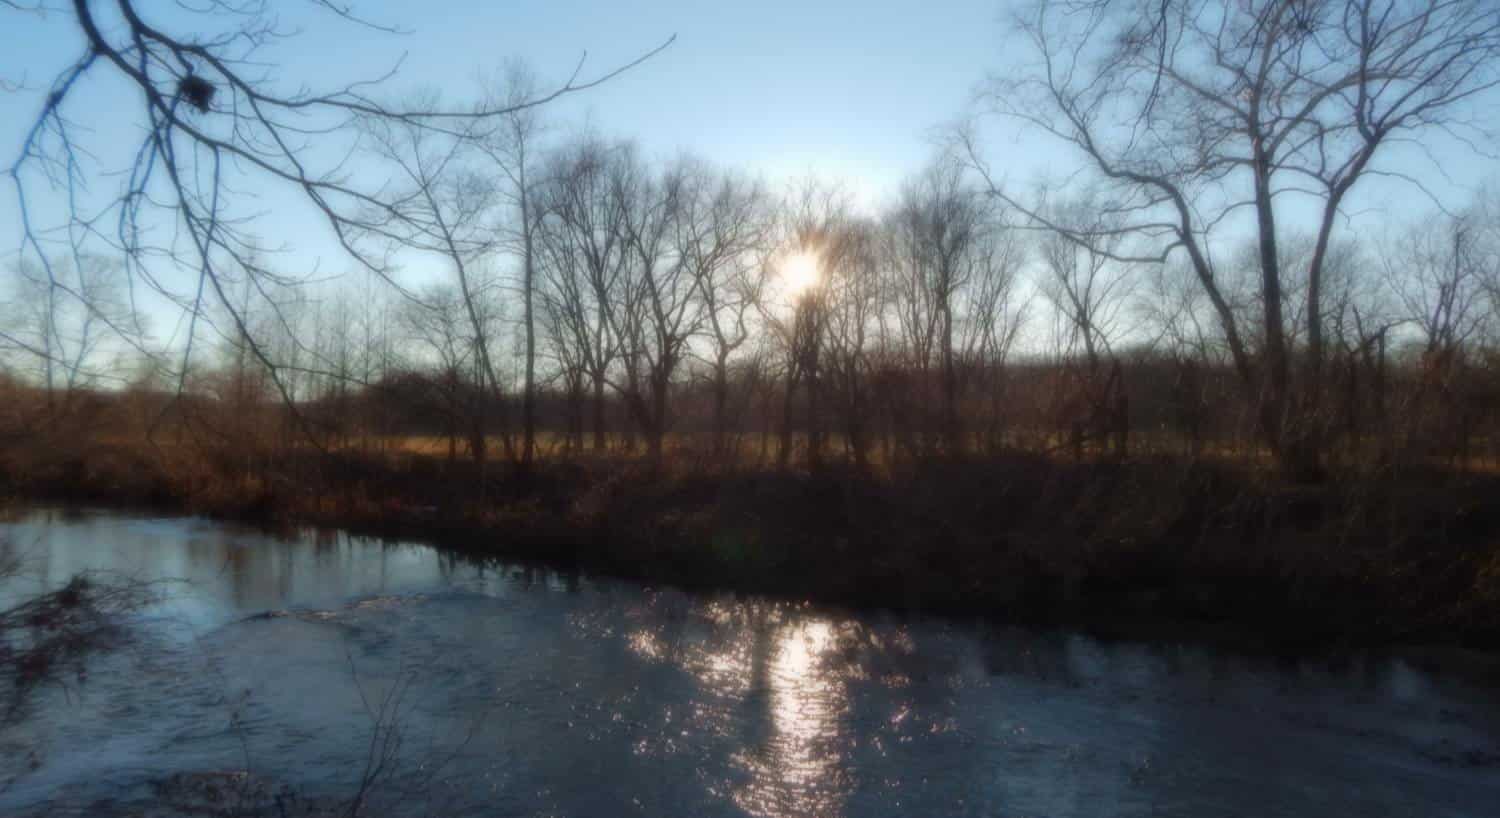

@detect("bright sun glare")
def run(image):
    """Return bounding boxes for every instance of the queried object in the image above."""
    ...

[781,251,821,297]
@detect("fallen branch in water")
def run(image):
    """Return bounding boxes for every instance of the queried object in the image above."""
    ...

[0,569,158,720]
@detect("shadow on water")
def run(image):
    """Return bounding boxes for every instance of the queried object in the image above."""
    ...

[1,506,1498,817]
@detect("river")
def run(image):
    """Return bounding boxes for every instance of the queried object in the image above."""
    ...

[1,507,1497,816]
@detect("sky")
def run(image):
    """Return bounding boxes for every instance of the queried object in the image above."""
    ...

[2,0,1497,360]
[0,0,1018,254]
[0,0,1034,352]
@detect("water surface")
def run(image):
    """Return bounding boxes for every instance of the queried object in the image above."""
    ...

[1,507,1497,816]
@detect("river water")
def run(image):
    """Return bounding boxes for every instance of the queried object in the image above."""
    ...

[1,507,1497,817]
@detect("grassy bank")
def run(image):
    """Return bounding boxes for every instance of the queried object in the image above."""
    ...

[6,439,1500,651]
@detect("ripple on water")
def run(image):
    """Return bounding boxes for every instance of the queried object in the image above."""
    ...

[3,509,1500,817]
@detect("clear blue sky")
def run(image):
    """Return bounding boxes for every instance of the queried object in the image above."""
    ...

[2,0,1495,351]
[1,0,1018,267]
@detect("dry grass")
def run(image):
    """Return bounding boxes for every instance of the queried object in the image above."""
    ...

[5,390,1500,648]
[361,430,1288,473]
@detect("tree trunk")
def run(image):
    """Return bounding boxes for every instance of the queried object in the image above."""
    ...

[846,396,868,470]
[521,184,537,470]
[592,373,607,452]
[806,348,823,470]
[941,304,958,455]
[646,423,663,471]
[470,414,487,468]
[712,356,730,460]
[651,372,669,469]
[778,372,797,469]
[566,374,584,453]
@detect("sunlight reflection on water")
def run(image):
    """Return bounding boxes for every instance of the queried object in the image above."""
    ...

[3,507,1500,818]
[731,619,852,818]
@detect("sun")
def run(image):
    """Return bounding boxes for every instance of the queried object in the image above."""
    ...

[781,251,821,297]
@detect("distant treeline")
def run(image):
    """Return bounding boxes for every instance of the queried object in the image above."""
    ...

[5,337,1499,476]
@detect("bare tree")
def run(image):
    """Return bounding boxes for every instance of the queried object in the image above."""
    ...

[1386,213,1489,360]
[360,98,512,465]
[610,152,699,468]
[1035,195,1136,457]
[398,285,475,464]
[1383,208,1492,461]
[2,255,134,402]
[968,0,1500,476]
[1036,196,1132,374]
[761,181,855,469]
[6,0,671,432]
[823,218,883,468]
[884,158,998,454]
[536,270,591,453]
[1476,185,1500,341]
[675,162,771,460]
[537,136,632,452]
[478,62,550,471]
[954,219,1029,454]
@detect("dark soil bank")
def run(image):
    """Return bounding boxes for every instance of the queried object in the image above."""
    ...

[10,445,1500,652]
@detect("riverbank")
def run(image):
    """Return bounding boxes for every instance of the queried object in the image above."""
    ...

[7,504,1499,818]
[6,442,1500,652]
